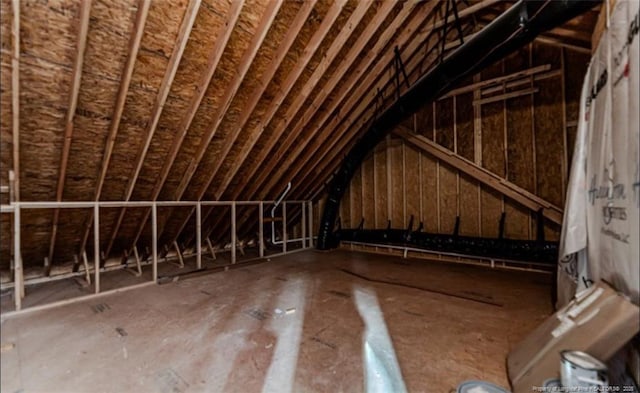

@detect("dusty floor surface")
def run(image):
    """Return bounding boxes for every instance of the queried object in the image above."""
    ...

[0,250,553,392]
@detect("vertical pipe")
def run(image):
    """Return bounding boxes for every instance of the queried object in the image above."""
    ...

[282,201,287,254]
[231,201,236,264]
[196,202,201,269]
[13,202,21,310]
[152,203,157,282]
[259,201,264,258]
[93,204,100,293]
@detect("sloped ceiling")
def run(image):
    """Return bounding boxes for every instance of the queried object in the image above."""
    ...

[0,0,598,270]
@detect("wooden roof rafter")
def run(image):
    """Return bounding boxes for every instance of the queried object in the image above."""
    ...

[169,0,357,244]
[78,0,152,257]
[191,0,381,244]
[160,0,321,245]
[103,0,202,257]
[250,0,422,203]
[124,0,245,253]
[205,1,430,240]
[170,0,284,203]
[152,0,284,242]
[243,0,500,214]
[253,0,502,232]
[46,0,92,272]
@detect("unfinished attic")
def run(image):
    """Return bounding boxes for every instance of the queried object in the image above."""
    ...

[1,0,639,390]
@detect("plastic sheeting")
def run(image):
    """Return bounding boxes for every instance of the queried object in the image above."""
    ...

[558,0,640,306]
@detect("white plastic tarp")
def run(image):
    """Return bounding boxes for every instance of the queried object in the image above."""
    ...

[557,0,639,306]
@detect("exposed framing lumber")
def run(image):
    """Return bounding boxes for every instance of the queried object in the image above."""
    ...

[104,0,201,257]
[472,87,539,106]
[214,0,459,238]
[178,0,356,243]
[254,1,439,206]
[47,0,93,272]
[214,0,371,202]
[78,0,151,256]
[199,0,397,242]
[11,0,21,310]
[153,0,284,243]
[181,0,317,199]
[440,64,550,99]
[247,0,414,202]
[125,0,245,253]
[172,0,283,201]
[394,127,563,224]
[204,0,499,242]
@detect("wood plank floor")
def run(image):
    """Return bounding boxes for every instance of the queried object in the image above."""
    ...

[0,249,553,392]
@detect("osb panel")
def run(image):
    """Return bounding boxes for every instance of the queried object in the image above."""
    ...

[65,0,136,201]
[82,0,137,81]
[350,165,363,226]
[480,187,502,238]
[340,177,351,228]
[404,144,421,228]
[534,78,564,207]
[564,49,590,123]
[481,102,505,177]
[130,2,228,202]
[19,0,78,66]
[420,153,438,233]
[19,63,71,201]
[167,0,268,202]
[389,140,404,226]
[203,0,303,200]
[532,41,561,71]
[458,173,479,237]
[506,95,535,193]
[0,58,12,187]
[102,0,189,201]
[438,163,457,234]
[374,144,388,228]
[435,98,454,151]
[504,201,530,240]
[223,1,336,199]
[241,1,360,198]
[455,92,474,161]
[361,154,375,228]
[415,102,433,140]
[504,45,529,74]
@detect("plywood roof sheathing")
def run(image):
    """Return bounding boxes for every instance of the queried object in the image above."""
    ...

[47,0,93,271]
[103,0,202,257]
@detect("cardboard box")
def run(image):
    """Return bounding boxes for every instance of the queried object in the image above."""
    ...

[507,281,640,392]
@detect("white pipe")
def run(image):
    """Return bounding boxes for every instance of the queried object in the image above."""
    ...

[259,202,264,258]
[231,201,236,264]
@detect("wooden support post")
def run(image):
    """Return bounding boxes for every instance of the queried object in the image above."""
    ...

[231,202,236,264]
[93,204,100,294]
[130,246,142,277]
[13,202,21,310]
[79,252,90,284]
[301,201,306,248]
[152,203,157,283]
[309,201,314,247]
[282,202,287,254]
[172,240,184,268]
[196,203,201,269]
[259,202,264,258]
[44,257,50,276]
[206,237,216,260]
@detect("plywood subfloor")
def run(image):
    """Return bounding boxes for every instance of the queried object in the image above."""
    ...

[0,250,553,392]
